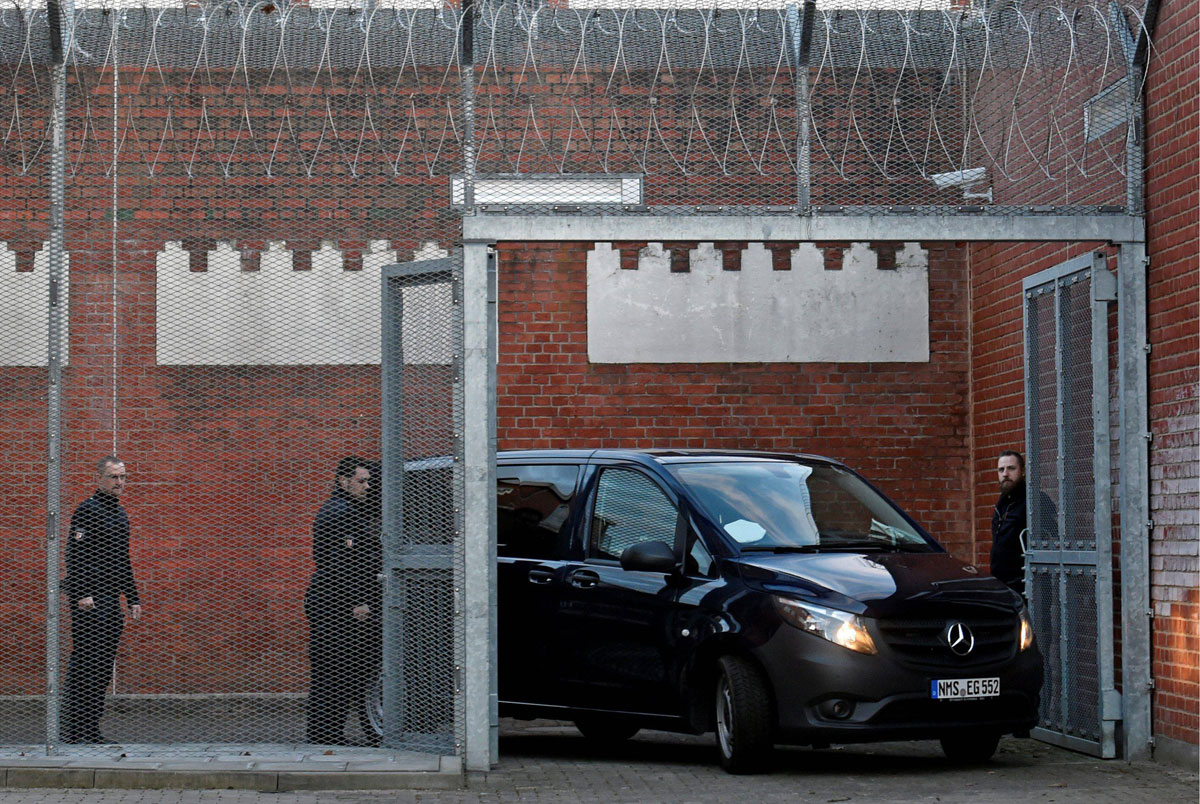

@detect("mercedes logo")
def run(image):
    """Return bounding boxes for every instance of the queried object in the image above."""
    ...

[945,622,975,656]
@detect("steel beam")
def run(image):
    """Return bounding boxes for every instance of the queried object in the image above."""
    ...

[463,214,1144,245]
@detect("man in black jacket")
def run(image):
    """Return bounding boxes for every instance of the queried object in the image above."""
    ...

[304,456,382,745]
[990,450,1028,596]
[62,456,142,744]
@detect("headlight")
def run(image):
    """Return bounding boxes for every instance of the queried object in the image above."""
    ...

[1018,606,1035,651]
[772,596,877,655]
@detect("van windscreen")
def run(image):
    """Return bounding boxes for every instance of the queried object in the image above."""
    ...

[668,461,934,552]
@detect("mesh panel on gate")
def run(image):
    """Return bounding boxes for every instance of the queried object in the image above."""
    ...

[381,261,464,755]
[1030,566,1060,732]
[1061,277,1096,552]
[1026,287,1058,552]
[1064,568,1100,741]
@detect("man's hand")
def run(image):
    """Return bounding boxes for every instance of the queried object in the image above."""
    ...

[352,604,371,621]
[77,596,95,611]
[130,604,142,621]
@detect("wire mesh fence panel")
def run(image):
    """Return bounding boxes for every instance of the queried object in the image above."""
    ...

[380,258,464,755]
[1030,565,1061,732]
[0,0,1149,761]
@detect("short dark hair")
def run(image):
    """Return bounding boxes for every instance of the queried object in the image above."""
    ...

[998,450,1025,470]
[336,456,369,478]
[96,455,122,474]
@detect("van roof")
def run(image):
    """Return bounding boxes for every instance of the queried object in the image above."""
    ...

[497,447,844,467]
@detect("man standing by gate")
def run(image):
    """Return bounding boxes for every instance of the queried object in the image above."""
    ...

[62,456,142,744]
[305,456,382,745]
[991,450,1028,596]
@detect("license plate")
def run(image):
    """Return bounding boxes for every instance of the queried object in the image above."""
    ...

[931,677,1000,700]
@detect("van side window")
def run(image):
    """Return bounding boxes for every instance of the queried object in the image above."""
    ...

[497,465,579,560]
[590,468,677,561]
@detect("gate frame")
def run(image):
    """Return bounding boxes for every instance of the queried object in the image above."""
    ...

[460,213,1152,766]
[1021,251,1119,757]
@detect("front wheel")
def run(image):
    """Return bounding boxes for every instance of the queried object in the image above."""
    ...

[940,731,1000,763]
[713,655,774,774]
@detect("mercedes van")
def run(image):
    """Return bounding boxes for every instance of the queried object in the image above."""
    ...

[494,449,1042,773]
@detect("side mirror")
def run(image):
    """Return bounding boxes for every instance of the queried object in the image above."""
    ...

[620,540,677,573]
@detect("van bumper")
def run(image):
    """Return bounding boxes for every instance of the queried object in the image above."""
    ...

[756,625,1044,744]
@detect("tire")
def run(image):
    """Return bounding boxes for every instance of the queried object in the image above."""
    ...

[573,715,640,743]
[940,731,1000,764]
[713,655,774,774]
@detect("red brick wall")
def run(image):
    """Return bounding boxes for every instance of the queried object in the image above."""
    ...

[495,240,974,555]
[1143,0,1200,752]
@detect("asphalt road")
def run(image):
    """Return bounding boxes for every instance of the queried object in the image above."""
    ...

[3,719,1197,803]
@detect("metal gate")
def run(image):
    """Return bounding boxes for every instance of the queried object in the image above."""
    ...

[1022,252,1120,757]
[379,257,465,755]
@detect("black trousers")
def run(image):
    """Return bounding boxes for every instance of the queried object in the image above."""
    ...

[62,596,123,741]
[305,602,381,744]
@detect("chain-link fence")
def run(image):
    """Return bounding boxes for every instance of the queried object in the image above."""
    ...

[0,0,1147,761]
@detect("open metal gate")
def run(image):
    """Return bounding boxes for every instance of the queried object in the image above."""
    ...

[1022,252,1120,757]
[379,256,465,755]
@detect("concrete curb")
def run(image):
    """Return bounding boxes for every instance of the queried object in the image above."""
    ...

[2,764,466,792]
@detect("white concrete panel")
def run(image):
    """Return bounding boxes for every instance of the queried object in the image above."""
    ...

[586,241,929,363]
[156,239,453,366]
[0,243,70,367]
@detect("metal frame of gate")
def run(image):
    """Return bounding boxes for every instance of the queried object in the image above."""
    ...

[461,215,1154,765]
[1022,252,1119,757]
[380,257,467,757]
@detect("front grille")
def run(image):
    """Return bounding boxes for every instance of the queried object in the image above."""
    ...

[877,612,1018,670]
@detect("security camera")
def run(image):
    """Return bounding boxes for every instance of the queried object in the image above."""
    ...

[929,167,992,203]
[929,167,987,189]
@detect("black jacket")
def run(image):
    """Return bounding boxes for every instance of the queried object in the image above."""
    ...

[305,487,381,617]
[990,480,1027,589]
[64,492,139,605]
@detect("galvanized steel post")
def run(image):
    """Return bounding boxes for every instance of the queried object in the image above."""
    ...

[45,0,70,754]
[461,242,495,771]
[1117,239,1152,761]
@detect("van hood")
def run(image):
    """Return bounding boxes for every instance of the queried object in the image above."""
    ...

[736,551,1019,617]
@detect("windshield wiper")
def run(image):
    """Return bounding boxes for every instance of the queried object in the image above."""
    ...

[823,539,930,552]
[740,544,823,553]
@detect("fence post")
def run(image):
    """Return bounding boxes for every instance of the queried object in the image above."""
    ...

[44,0,70,754]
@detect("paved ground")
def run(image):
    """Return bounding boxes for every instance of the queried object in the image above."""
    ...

[2,720,1197,803]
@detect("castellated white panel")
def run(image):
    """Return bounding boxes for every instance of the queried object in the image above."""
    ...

[0,243,70,367]
[156,240,450,365]
[586,242,929,363]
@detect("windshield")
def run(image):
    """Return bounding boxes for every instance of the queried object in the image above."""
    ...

[668,461,934,552]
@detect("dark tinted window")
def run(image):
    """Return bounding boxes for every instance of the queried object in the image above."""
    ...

[590,468,677,561]
[497,465,579,559]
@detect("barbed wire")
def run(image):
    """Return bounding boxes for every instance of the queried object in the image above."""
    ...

[0,1,1148,210]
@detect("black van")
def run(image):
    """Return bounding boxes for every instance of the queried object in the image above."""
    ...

[495,449,1042,773]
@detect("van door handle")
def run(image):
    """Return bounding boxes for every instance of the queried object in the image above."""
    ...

[528,568,554,585]
[568,569,600,589]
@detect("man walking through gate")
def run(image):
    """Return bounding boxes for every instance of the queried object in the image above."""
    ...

[305,456,382,745]
[62,456,142,744]
[991,450,1029,596]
